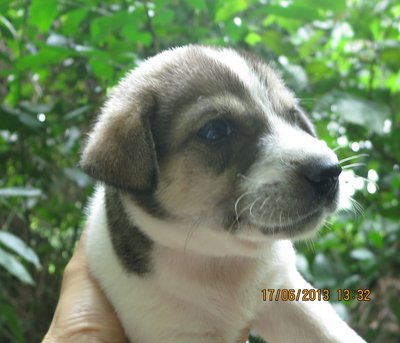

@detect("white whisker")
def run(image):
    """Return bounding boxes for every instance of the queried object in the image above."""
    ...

[305,238,315,253]
[249,198,261,219]
[349,198,364,216]
[339,153,369,164]
[333,145,345,152]
[237,203,252,220]
[342,162,365,169]
[259,195,271,211]
[234,191,252,221]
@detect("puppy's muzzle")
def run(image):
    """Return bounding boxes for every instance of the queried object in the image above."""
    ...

[236,152,343,237]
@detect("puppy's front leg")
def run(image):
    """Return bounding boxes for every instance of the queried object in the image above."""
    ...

[253,271,366,343]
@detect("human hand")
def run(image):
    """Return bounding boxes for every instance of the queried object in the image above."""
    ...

[42,234,127,343]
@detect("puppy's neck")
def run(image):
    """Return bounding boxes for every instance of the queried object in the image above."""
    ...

[103,186,269,259]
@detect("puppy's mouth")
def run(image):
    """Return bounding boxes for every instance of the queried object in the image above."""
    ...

[232,183,340,239]
[255,207,325,237]
[236,205,327,239]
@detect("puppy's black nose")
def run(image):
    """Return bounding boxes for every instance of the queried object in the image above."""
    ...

[305,162,342,195]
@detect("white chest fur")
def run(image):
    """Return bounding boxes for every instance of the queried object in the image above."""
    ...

[85,187,295,343]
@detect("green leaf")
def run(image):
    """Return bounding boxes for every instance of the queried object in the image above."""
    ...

[315,92,389,134]
[19,101,54,114]
[380,47,400,70]
[0,247,35,285]
[245,32,262,46]
[90,15,115,41]
[389,296,400,323]
[335,95,389,134]
[215,0,248,22]
[0,50,11,65]
[15,46,71,72]
[1,105,43,129]
[305,61,331,78]
[61,8,88,36]
[281,63,308,90]
[297,0,346,12]
[137,32,153,46]
[262,30,295,55]
[183,0,206,10]
[0,15,17,38]
[263,4,322,21]
[29,0,58,33]
[117,10,152,45]
[88,52,114,80]
[64,105,92,121]
[0,232,41,269]
[367,231,384,248]
[0,303,24,343]
[64,168,91,188]
[0,107,21,130]
[0,187,42,197]
[350,248,374,261]
[90,12,132,42]
[153,9,175,26]
[17,112,43,128]
[312,253,335,288]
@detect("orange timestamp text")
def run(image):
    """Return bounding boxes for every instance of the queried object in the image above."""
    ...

[261,288,371,302]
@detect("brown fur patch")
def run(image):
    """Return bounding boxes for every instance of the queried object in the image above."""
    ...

[80,94,159,192]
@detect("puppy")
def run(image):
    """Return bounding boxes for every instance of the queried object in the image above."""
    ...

[80,45,366,343]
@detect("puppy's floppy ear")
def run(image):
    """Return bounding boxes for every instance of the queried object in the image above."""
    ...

[80,92,158,192]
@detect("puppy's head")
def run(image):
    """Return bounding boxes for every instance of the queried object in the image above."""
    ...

[81,45,343,245]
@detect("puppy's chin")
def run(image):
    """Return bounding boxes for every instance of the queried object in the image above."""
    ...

[238,208,330,241]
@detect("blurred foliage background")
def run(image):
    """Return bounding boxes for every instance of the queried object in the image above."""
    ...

[0,0,399,342]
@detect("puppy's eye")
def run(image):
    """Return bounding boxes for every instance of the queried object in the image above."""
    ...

[197,119,232,142]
